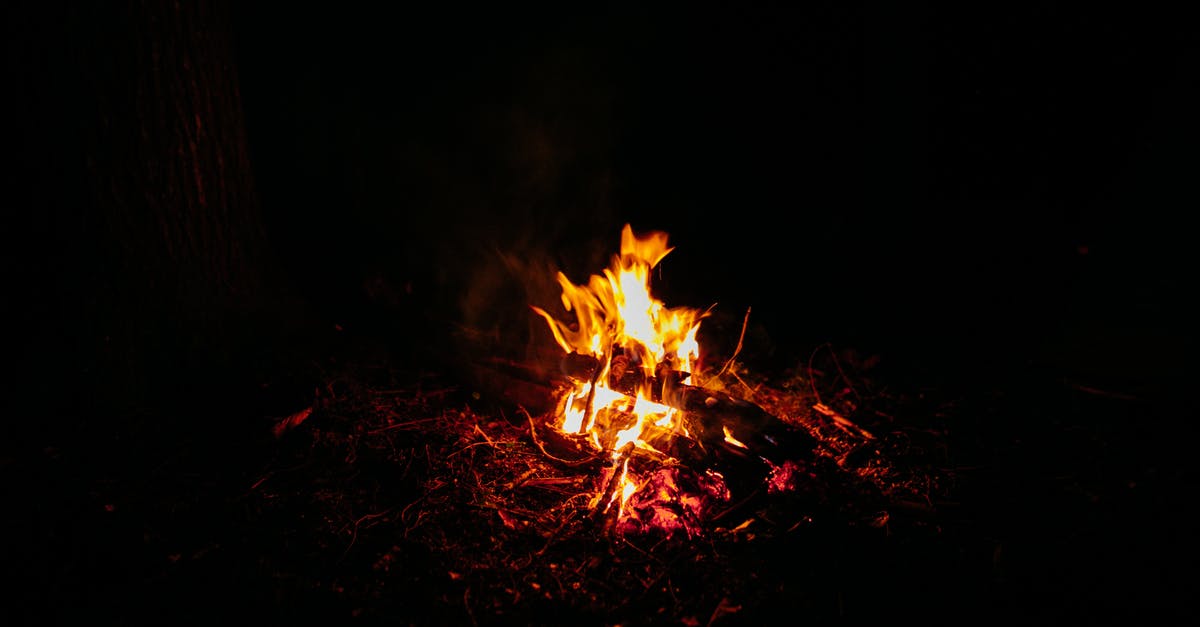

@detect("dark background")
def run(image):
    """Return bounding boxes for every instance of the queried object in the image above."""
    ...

[231,2,1196,379]
[5,1,1197,624]
[231,1,1195,391]
[7,1,1196,409]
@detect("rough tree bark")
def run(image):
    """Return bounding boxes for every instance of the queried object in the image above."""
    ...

[79,0,281,408]
[7,0,298,430]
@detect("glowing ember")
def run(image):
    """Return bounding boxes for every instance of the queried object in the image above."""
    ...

[615,468,731,538]
[532,224,729,535]
[765,459,807,494]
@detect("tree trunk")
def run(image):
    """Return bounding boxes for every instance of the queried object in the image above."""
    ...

[7,0,296,436]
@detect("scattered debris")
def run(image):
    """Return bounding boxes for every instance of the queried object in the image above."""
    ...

[242,349,954,623]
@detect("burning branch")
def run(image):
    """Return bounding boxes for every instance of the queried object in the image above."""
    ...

[525,224,821,537]
[558,352,815,466]
[523,407,602,468]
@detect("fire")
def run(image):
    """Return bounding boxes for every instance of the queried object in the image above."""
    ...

[532,224,703,382]
[532,224,726,535]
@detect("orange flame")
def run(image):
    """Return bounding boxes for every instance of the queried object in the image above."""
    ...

[533,225,700,370]
[533,224,716,527]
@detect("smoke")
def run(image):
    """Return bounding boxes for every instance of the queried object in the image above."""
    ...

[396,42,627,373]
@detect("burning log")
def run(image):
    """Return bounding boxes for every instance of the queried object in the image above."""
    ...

[560,351,816,467]
[524,223,833,536]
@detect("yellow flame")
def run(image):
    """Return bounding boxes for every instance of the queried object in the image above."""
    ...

[612,397,648,453]
[531,224,703,377]
[536,224,714,522]
[619,474,639,515]
[722,426,749,449]
[598,458,633,514]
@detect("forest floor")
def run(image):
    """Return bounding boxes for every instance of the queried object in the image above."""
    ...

[4,319,1195,626]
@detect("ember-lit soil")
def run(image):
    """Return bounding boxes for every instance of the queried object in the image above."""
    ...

[6,331,1193,625]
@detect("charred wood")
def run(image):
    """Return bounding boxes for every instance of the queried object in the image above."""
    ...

[559,352,817,467]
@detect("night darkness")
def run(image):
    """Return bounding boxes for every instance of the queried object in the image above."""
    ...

[5,2,1198,625]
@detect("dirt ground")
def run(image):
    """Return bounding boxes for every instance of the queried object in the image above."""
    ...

[6,320,1194,626]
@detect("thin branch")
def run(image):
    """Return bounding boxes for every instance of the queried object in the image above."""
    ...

[715,307,751,379]
[522,406,602,467]
[808,342,828,405]
[368,416,442,435]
